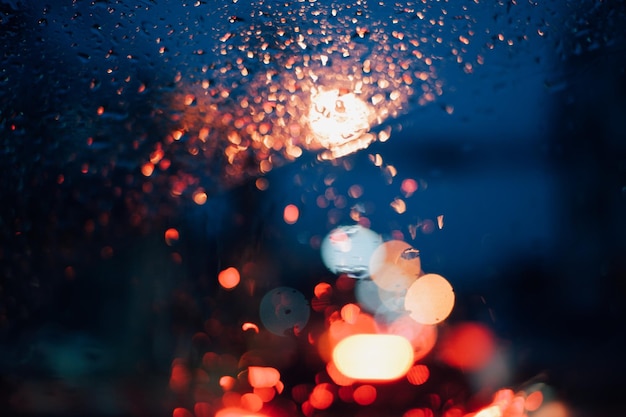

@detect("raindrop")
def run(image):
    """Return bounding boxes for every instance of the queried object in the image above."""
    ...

[400,248,420,261]
[320,225,382,279]
[259,287,310,337]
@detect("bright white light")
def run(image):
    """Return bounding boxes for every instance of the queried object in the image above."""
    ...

[308,88,375,158]
[404,273,455,325]
[320,225,382,279]
[332,334,414,381]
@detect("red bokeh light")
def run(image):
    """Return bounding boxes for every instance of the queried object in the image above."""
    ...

[283,204,300,224]
[525,390,543,412]
[353,384,377,406]
[218,267,241,290]
[309,383,335,410]
[439,322,495,371]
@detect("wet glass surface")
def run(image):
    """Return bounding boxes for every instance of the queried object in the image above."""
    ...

[1,1,625,416]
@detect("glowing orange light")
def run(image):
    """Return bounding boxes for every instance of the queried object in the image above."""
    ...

[141,162,155,177]
[193,190,208,205]
[184,94,196,106]
[533,402,569,417]
[332,334,414,381]
[439,322,495,371]
[474,405,502,417]
[240,393,263,412]
[97,106,104,115]
[222,392,242,408]
[443,407,463,417]
[169,362,191,393]
[353,384,377,406]
[164,228,179,246]
[242,322,259,333]
[406,364,430,385]
[219,376,236,391]
[493,388,514,405]
[385,315,437,361]
[307,87,375,159]
[254,386,276,402]
[404,409,434,417]
[504,396,525,417]
[255,178,269,190]
[326,359,356,386]
[404,273,455,325]
[199,126,210,141]
[369,240,421,292]
[215,407,267,417]
[401,178,418,197]
[301,401,314,417]
[159,158,171,170]
[218,267,240,290]
[437,214,444,229]
[172,408,194,417]
[326,311,377,353]
[348,184,363,198]
[390,197,407,214]
[340,303,360,324]
[314,282,332,299]
[283,204,299,224]
[309,383,334,410]
[172,129,184,141]
[150,148,164,164]
[275,380,284,394]
[379,126,392,142]
[525,390,543,412]
[248,366,280,388]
